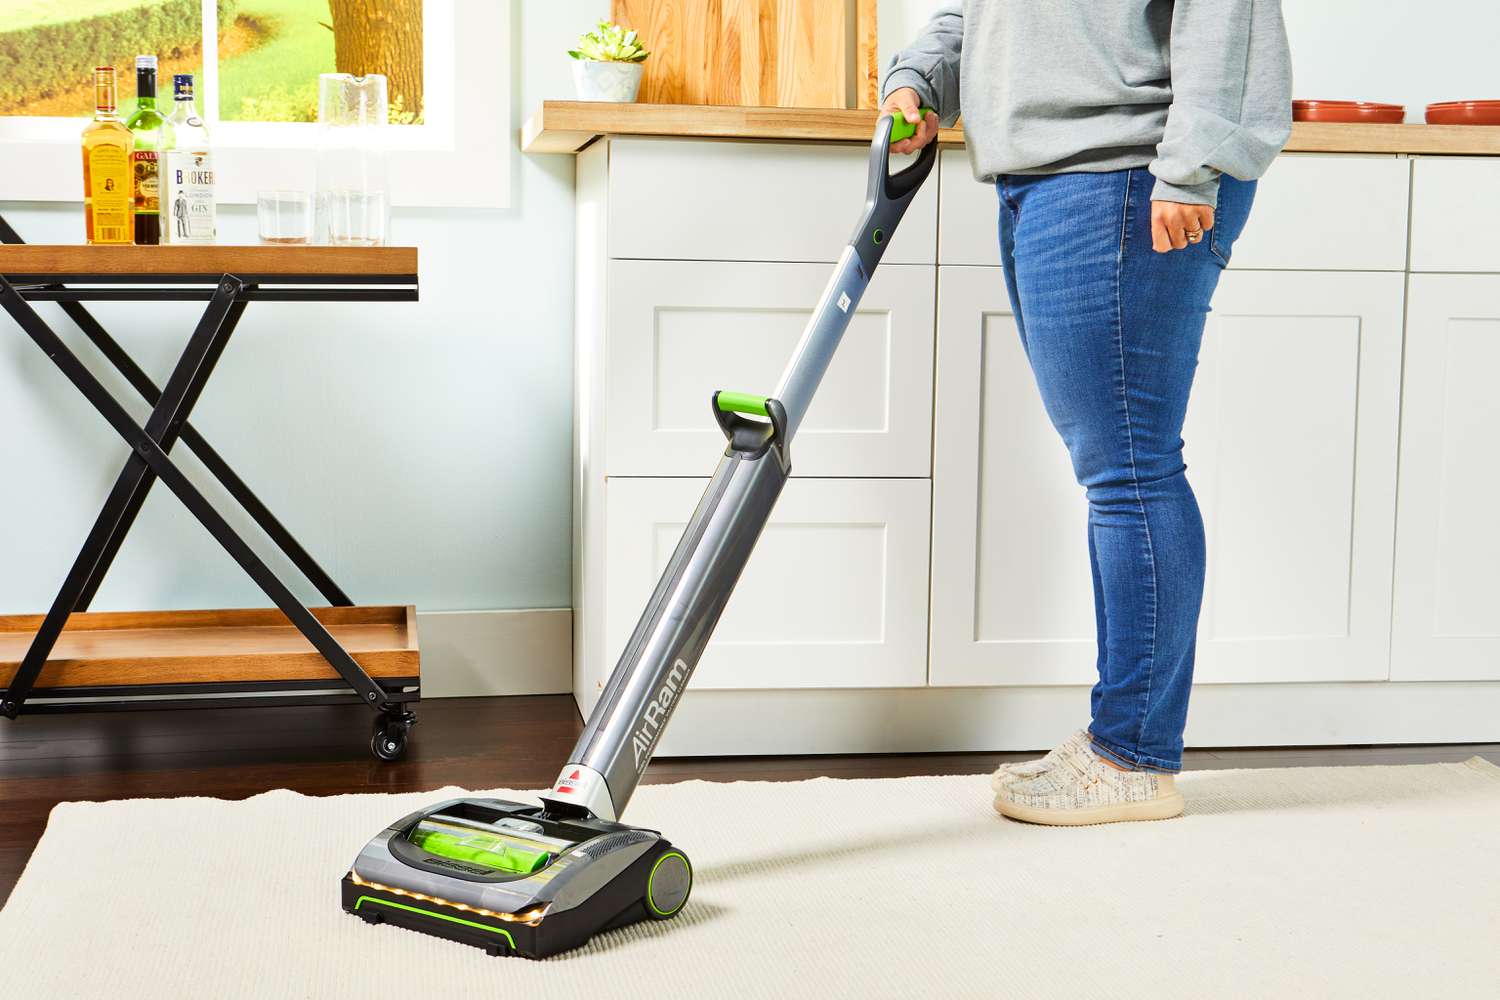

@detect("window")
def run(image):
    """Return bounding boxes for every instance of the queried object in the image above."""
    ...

[0,2,508,208]
[0,0,420,123]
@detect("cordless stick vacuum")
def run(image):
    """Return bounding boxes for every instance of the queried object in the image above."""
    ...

[341,112,937,959]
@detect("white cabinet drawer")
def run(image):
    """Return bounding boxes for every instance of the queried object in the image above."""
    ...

[1392,275,1500,679]
[606,138,938,264]
[1410,159,1500,272]
[938,147,1000,267]
[606,259,936,478]
[605,477,931,690]
[937,151,1411,271]
[1229,155,1409,271]
[929,267,1403,686]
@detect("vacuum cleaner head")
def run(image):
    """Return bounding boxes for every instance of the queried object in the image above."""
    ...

[341,797,691,959]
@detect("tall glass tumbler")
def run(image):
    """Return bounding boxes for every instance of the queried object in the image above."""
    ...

[315,73,390,246]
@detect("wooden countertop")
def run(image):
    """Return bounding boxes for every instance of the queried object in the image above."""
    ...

[522,100,1500,157]
[0,244,418,277]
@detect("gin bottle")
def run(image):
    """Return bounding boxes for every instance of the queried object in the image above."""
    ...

[160,74,216,245]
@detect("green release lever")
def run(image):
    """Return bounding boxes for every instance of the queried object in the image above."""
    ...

[889,107,935,144]
[715,391,770,417]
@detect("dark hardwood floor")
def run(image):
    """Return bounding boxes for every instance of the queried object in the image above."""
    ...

[1,694,1495,904]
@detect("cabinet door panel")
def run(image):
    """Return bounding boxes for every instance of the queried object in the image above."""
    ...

[1227,155,1410,271]
[1392,275,1500,679]
[608,138,937,264]
[930,267,1403,686]
[606,260,935,478]
[1410,159,1500,272]
[936,152,1410,272]
[938,148,1000,267]
[604,478,931,690]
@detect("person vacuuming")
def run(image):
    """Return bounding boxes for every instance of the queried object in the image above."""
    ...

[340,114,937,959]
[881,0,1292,825]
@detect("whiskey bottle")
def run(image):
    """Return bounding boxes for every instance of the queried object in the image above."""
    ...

[160,74,216,245]
[125,55,165,245]
[81,66,133,245]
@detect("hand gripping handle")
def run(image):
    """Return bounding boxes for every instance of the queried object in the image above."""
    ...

[851,111,939,272]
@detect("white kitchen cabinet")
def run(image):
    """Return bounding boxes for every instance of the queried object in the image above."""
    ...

[603,477,932,692]
[1392,275,1500,680]
[929,267,1404,687]
[937,147,1000,267]
[936,151,1411,272]
[1410,158,1500,272]
[605,259,936,478]
[607,137,938,265]
[576,131,1500,753]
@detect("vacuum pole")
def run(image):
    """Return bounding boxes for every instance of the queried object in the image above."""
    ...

[544,115,938,822]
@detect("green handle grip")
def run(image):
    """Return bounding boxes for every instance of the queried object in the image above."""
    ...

[716,391,770,417]
[889,107,935,144]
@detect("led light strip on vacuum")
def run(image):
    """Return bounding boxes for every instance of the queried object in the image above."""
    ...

[348,870,550,926]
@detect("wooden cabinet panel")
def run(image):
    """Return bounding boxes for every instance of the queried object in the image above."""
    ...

[612,0,861,109]
[1392,275,1500,680]
[605,259,935,478]
[603,477,931,690]
[929,267,1403,686]
[607,138,938,264]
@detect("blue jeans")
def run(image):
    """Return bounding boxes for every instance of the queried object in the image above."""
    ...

[996,168,1255,772]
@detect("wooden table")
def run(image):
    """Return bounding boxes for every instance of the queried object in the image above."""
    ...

[0,218,423,760]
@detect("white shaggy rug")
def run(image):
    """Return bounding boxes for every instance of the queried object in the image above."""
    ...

[2,759,1499,999]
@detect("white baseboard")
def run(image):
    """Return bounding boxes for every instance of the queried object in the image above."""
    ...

[646,682,1500,756]
[417,608,571,698]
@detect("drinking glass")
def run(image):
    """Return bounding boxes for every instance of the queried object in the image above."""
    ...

[256,191,312,245]
[324,189,389,246]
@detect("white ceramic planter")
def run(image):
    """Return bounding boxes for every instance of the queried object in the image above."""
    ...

[572,60,644,103]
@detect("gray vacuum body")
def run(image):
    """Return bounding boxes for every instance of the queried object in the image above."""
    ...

[343,117,936,959]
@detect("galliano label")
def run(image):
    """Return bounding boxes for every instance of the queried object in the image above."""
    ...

[131,150,159,212]
[161,151,216,244]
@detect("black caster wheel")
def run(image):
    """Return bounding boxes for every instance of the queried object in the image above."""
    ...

[371,711,415,762]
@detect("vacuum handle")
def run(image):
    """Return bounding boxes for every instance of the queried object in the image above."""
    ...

[888,106,935,144]
[852,112,939,272]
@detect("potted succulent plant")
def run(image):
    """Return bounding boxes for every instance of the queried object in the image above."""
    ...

[569,20,651,103]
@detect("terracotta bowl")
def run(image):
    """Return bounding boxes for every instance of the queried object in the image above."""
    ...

[1293,100,1406,124]
[1425,101,1500,126]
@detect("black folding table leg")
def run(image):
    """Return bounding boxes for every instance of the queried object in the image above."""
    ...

[0,277,392,717]
[0,213,352,609]
[72,293,248,609]
[1,278,244,715]
[62,299,353,609]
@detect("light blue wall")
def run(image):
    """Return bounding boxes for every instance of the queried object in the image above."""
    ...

[0,3,608,616]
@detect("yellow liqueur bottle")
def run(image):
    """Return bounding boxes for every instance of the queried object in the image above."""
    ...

[82,66,133,245]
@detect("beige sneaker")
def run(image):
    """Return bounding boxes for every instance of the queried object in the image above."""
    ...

[993,737,1184,826]
[987,728,1091,793]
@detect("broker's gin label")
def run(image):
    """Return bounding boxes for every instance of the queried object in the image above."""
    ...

[161,151,216,244]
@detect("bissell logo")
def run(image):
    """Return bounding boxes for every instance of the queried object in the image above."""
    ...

[553,768,584,794]
[631,658,688,771]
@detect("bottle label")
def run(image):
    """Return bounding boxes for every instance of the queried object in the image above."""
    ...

[162,150,216,244]
[132,149,159,214]
[88,144,132,243]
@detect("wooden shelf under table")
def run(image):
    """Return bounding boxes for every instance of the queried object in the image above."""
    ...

[0,605,419,690]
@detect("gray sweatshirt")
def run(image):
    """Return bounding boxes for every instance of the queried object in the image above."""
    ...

[882,1,1293,205]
